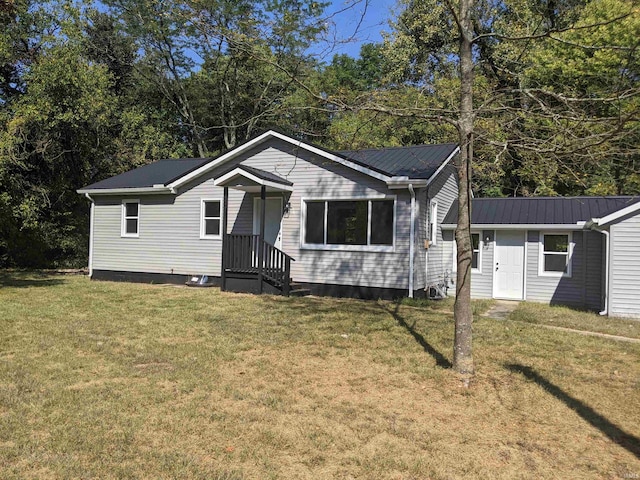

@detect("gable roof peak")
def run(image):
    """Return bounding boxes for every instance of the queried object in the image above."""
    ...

[79,130,458,195]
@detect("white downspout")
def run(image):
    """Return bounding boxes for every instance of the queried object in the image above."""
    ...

[424,187,429,295]
[85,193,95,278]
[592,227,610,316]
[408,184,415,298]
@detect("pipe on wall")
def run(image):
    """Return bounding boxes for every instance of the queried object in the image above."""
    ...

[408,184,415,298]
[592,227,610,316]
[85,193,95,278]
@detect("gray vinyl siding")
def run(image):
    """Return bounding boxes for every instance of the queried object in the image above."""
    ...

[92,190,242,276]
[585,231,605,310]
[237,139,411,289]
[414,189,427,290]
[425,164,458,287]
[471,231,494,298]
[525,230,602,310]
[92,138,413,291]
[609,213,640,318]
[441,228,602,307]
[442,229,493,298]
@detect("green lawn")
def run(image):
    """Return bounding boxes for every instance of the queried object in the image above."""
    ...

[0,272,638,479]
[509,301,640,339]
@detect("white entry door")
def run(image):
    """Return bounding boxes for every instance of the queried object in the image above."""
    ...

[493,230,525,300]
[253,197,283,249]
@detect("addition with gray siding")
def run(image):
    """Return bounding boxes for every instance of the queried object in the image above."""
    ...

[441,196,640,318]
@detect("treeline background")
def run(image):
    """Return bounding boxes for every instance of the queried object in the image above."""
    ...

[0,0,637,267]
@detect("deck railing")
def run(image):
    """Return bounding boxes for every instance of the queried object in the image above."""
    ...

[222,234,293,294]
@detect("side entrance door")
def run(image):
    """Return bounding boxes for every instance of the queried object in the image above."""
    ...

[493,230,525,300]
[253,197,283,249]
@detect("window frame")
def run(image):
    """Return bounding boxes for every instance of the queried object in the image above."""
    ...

[300,196,396,252]
[200,198,223,240]
[452,231,482,273]
[121,199,140,238]
[538,231,573,277]
[428,200,438,245]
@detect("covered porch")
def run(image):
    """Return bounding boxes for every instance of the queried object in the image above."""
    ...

[214,165,305,296]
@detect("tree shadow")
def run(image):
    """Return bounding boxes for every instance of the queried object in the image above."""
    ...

[505,363,640,459]
[380,301,453,369]
[0,272,65,288]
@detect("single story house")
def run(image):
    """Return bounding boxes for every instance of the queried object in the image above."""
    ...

[78,130,640,318]
[78,130,460,299]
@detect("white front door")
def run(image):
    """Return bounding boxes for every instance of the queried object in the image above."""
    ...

[253,197,283,249]
[493,230,525,300]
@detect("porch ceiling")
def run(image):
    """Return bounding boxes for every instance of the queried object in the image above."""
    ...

[214,165,293,192]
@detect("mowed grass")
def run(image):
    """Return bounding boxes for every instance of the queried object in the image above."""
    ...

[0,272,638,479]
[510,301,640,339]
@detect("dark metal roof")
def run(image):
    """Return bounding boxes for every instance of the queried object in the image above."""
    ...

[443,196,640,225]
[79,135,458,192]
[81,158,212,190]
[339,143,458,179]
[234,165,293,186]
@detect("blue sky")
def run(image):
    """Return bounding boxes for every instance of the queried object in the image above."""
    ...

[314,0,397,60]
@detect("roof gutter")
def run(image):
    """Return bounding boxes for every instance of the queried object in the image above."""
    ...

[441,223,586,230]
[387,177,428,189]
[76,185,176,195]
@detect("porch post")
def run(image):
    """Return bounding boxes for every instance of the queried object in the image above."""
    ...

[221,186,229,291]
[258,185,266,293]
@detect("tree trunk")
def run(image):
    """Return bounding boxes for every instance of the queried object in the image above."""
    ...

[453,0,475,376]
[188,109,207,158]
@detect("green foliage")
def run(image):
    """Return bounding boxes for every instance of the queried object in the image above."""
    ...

[516,0,640,195]
[0,2,190,267]
[0,0,637,267]
[378,0,639,197]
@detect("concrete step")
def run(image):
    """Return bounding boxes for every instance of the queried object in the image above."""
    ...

[289,287,311,297]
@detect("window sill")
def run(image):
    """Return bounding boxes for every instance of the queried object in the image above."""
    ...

[200,235,222,240]
[538,271,572,278]
[301,244,395,253]
[121,233,139,238]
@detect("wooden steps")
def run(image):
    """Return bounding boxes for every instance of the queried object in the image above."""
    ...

[289,282,311,297]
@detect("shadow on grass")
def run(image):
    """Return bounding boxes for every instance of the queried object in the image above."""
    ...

[380,301,452,369]
[0,272,65,288]
[506,363,640,459]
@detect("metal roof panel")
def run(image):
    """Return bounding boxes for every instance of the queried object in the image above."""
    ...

[81,158,212,191]
[338,143,458,179]
[443,196,640,225]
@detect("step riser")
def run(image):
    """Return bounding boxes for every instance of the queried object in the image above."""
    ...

[290,289,311,297]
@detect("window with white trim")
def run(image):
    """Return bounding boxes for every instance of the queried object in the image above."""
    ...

[471,233,481,270]
[201,199,222,238]
[452,232,482,272]
[121,200,139,237]
[303,199,394,249]
[428,200,438,245]
[539,232,572,276]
